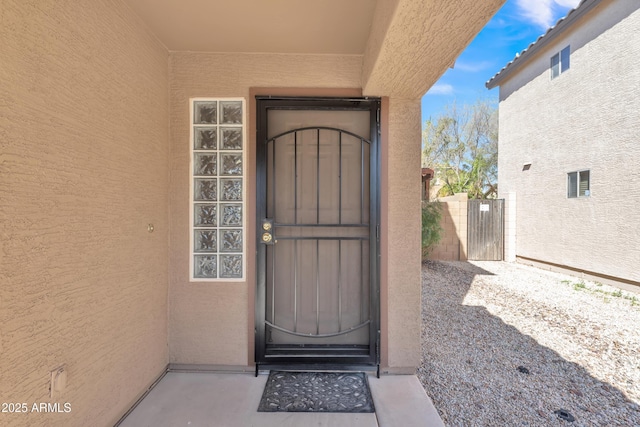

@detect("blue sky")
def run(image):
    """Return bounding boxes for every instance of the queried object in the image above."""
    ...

[421,0,582,123]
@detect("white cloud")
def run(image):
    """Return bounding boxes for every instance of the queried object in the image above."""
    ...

[427,83,454,95]
[454,60,494,73]
[516,0,582,29]
[555,0,582,8]
[516,0,555,28]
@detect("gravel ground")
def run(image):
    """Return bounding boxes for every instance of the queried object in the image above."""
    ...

[418,260,640,427]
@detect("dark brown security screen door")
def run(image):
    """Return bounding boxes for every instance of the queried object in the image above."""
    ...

[256,97,380,369]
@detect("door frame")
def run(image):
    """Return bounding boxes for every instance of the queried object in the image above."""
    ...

[254,96,381,371]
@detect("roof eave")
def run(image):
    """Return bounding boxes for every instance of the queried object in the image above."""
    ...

[485,0,601,89]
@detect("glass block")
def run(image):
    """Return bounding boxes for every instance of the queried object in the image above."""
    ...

[194,179,217,201]
[220,178,242,201]
[195,230,217,252]
[221,154,242,176]
[220,101,242,124]
[194,127,217,150]
[194,255,217,278]
[220,254,242,278]
[221,127,242,150]
[220,229,243,252]
[194,101,217,124]
[194,204,217,226]
[220,204,242,226]
[194,153,217,176]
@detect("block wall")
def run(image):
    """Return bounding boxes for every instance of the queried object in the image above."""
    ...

[428,193,468,261]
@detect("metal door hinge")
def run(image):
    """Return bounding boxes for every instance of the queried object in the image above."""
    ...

[376,329,381,378]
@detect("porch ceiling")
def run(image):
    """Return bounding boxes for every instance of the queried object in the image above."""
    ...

[123,0,377,54]
[123,0,506,98]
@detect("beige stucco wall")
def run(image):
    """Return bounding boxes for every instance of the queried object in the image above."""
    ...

[0,1,170,426]
[0,3,506,421]
[169,52,424,371]
[168,53,364,366]
[383,98,423,371]
[497,0,640,283]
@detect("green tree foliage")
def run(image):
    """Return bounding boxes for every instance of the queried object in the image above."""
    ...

[422,99,498,199]
[421,201,443,259]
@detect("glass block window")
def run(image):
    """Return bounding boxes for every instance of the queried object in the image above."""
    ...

[190,98,245,281]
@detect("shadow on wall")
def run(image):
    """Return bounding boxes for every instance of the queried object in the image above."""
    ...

[419,260,640,426]
[428,193,467,261]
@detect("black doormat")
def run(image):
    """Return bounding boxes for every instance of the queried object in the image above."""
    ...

[257,371,375,413]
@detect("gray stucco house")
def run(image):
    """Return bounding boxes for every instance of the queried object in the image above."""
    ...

[486,0,640,291]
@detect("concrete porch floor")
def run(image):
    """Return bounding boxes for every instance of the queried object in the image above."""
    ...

[117,372,445,427]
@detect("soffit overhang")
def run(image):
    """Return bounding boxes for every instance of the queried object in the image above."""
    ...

[362,0,507,98]
[124,0,505,98]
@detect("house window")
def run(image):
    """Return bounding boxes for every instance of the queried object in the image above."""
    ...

[567,170,589,198]
[551,45,570,79]
[190,98,245,281]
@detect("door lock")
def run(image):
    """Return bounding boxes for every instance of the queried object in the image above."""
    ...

[260,219,275,245]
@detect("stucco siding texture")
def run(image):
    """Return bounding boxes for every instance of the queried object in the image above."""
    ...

[169,53,423,370]
[362,0,506,98]
[1,1,170,426]
[497,1,640,282]
[385,99,422,370]
[168,52,364,365]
